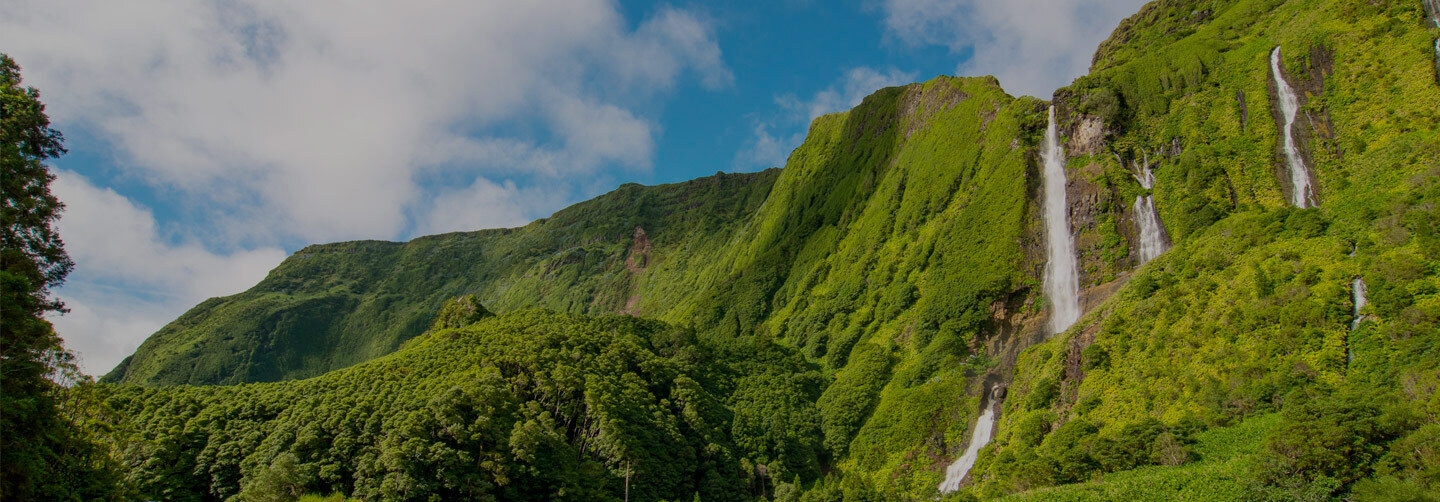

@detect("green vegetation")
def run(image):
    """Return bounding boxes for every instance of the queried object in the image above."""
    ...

[1,54,127,499]
[59,0,1440,499]
[107,169,781,385]
[962,0,1440,498]
[87,309,825,501]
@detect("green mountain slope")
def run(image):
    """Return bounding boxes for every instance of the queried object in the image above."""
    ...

[106,170,779,385]
[964,0,1440,499]
[87,0,1440,500]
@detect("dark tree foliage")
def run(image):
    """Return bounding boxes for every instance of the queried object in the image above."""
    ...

[94,308,826,501]
[1249,388,1416,501]
[1,53,125,499]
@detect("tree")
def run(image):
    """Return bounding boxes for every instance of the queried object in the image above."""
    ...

[1,53,123,499]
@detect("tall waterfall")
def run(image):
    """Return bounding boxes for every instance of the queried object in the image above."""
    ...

[1043,106,1082,333]
[1131,151,1168,264]
[1270,47,1316,208]
[934,107,1080,494]
[1351,278,1368,330]
[938,385,1002,493]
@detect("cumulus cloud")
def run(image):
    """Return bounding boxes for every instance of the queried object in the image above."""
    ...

[735,122,806,170]
[736,67,915,169]
[0,0,731,243]
[779,67,918,121]
[880,0,1148,98]
[416,177,568,236]
[47,172,288,375]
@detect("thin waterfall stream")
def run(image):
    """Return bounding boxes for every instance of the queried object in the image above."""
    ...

[1352,278,1368,331]
[1270,47,1316,208]
[937,385,1002,493]
[1131,151,1168,264]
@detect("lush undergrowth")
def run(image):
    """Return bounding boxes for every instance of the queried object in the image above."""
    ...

[983,413,1278,502]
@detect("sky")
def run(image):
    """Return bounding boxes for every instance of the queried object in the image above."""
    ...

[0,0,1148,375]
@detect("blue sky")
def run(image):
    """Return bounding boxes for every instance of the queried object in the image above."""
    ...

[0,0,1146,374]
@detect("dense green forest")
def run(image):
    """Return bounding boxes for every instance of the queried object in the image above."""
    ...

[11,0,1440,499]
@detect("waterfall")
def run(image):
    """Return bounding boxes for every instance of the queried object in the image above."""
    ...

[1351,278,1368,330]
[937,385,1002,493]
[1131,151,1168,264]
[1430,1,1440,76]
[1270,47,1316,208]
[934,107,1079,494]
[1043,106,1082,333]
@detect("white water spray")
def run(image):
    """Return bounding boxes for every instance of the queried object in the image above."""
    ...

[1131,151,1168,264]
[1042,106,1082,333]
[938,385,1001,493]
[1270,47,1316,208]
[1351,278,1368,330]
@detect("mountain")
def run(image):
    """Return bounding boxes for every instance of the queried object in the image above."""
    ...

[105,170,780,385]
[86,0,1440,500]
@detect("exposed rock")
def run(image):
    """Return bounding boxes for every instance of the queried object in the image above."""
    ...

[1067,115,1108,156]
[622,226,652,314]
[1236,89,1248,133]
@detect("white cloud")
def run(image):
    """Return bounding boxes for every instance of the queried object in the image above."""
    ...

[780,67,918,121]
[416,178,567,236]
[736,67,915,169]
[880,0,1148,98]
[736,122,805,170]
[47,172,288,375]
[0,0,731,243]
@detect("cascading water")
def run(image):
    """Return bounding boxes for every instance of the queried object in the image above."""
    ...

[1131,151,1168,264]
[938,385,1002,493]
[1270,47,1316,208]
[1430,1,1440,77]
[1351,278,1368,330]
[1042,106,1082,333]
[935,107,1081,494]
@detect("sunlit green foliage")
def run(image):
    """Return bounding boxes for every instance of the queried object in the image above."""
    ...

[90,309,832,501]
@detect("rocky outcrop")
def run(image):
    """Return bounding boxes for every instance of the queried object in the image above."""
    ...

[621,226,651,314]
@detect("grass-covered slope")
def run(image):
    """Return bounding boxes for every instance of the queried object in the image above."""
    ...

[105,170,779,385]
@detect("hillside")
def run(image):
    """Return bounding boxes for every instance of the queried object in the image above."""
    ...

[105,170,780,385]
[87,0,1440,500]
